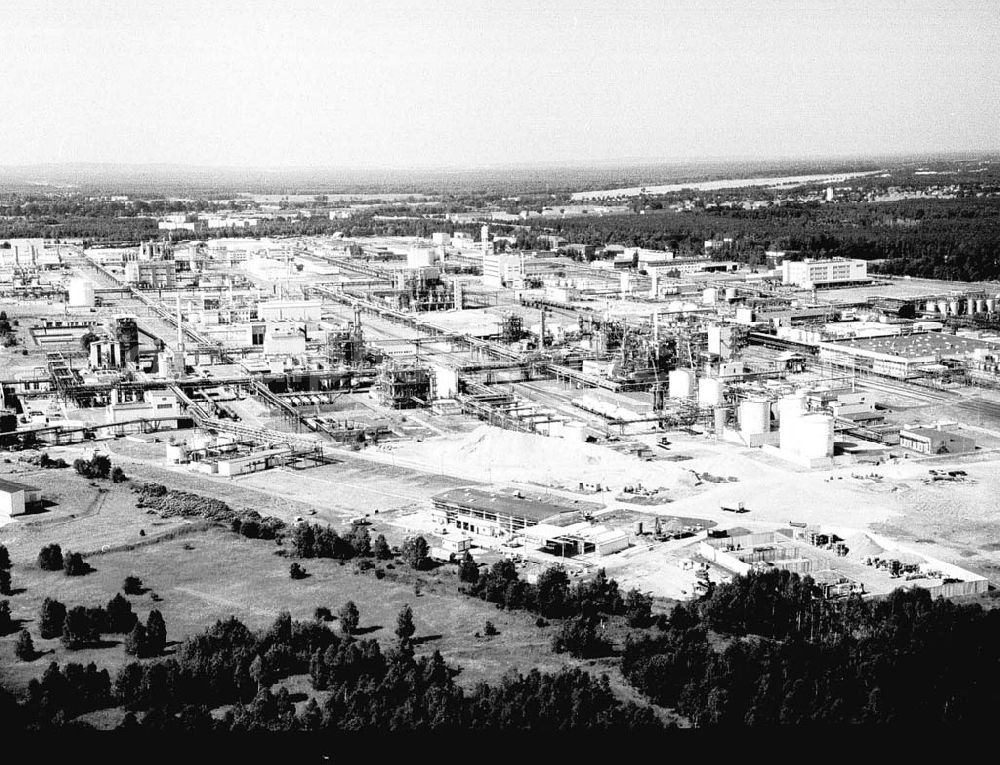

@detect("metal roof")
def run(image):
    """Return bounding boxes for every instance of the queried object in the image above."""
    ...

[0,478,41,494]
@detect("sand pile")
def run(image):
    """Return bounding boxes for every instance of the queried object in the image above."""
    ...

[432,425,697,488]
[844,532,885,559]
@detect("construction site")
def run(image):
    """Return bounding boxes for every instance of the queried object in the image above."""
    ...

[3,233,1000,603]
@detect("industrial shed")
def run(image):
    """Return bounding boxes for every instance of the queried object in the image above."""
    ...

[431,487,571,537]
[0,478,42,518]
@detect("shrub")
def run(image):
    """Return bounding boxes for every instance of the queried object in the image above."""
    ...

[0,569,10,596]
[38,598,67,639]
[289,562,308,580]
[314,606,332,622]
[0,544,11,569]
[123,575,143,595]
[15,629,35,661]
[38,544,63,571]
[484,620,499,636]
[110,466,127,483]
[63,551,89,576]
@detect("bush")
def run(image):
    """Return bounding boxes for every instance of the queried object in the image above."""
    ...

[314,606,332,622]
[373,534,392,560]
[0,544,11,569]
[339,601,360,635]
[401,536,431,571]
[0,599,11,634]
[73,454,111,479]
[63,551,89,577]
[38,544,63,571]
[0,569,10,596]
[484,620,499,636]
[110,466,127,483]
[123,575,143,595]
[289,563,308,580]
[458,551,480,584]
[62,605,101,649]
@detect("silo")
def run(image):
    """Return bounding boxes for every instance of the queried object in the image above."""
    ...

[949,299,960,315]
[797,414,834,459]
[698,376,722,406]
[924,300,936,313]
[739,399,770,436]
[725,287,737,302]
[669,368,694,399]
[562,421,588,442]
[779,412,802,453]
[68,278,95,307]
[937,300,949,316]
[967,298,976,315]
[976,299,986,314]
[989,298,997,314]
[165,443,188,463]
[702,287,718,305]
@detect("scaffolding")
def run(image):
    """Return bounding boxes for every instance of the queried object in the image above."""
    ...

[376,360,433,409]
[498,312,525,345]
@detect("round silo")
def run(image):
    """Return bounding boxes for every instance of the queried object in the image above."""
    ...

[669,368,694,399]
[698,376,722,406]
[976,299,986,314]
[949,299,960,315]
[702,287,718,305]
[714,406,728,434]
[938,300,949,316]
[967,298,976,315]
[775,393,806,423]
[725,287,738,302]
[989,298,997,314]
[923,300,936,313]
[739,399,770,436]
[779,411,803,453]
[562,421,588,442]
[797,414,834,459]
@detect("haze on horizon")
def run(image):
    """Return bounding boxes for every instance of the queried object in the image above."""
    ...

[1,0,997,170]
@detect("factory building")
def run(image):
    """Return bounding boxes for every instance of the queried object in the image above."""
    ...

[818,333,1000,380]
[124,260,176,289]
[431,487,570,536]
[899,427,975,455]
[781,258,868,288]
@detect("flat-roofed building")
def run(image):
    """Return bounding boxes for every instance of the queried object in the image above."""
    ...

[781,258,868,288]
[431,487,573,537]
[0,478,42,518]
[899,427,975,455]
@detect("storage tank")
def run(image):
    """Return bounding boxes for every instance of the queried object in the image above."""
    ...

[547,421,565,439]
[989,298,997,313]
[669,368,695,399]
[714,406,728,434]
[562,421,588,442]
[796,414,834,459]
[725,287,737,302]
[165,443,188,463]
[976,299,986,314]
[698,376,723,406]
[620,273,631,295]
[775,393,806,423]
[950,299,960,315]
[68,277,95,307]
[779,413,802,453]
[967,298,976,315]
[937,300,949,315]
[923,300,936,313]
[739,399,770,436]
[702,287,718,305]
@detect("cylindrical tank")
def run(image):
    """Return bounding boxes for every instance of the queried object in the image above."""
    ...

[989,298,997,313]
[702,287,718,305]
[796,414,835,459]
[938,300,949,315]
[967,298,976,315]
[714,406,728,434]
[950,299,960,315]
[698,376,723,406]
[669,368,695,399]
[739,399,770,436]
[924,300,936,313]
[776,393,806,423]
[165,443,188,463]
[562,421,587,442]
[634,521,644,535]
[976,299,986,314]
[620,273,631,295]
[547,421,565,439]
[725,287,737,302]
[68,278,95,307]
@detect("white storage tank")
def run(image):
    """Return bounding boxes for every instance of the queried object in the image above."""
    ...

[775,393,806,423]
[739,399,770,436]
[725,287,737,302]
[796,414,834,459]
[989,298,997,313]
[967,298,976,315]
[68,278,95,307]
[702,287,718,305]
[165,443,188,463]
[562,421,588,442]
[923,300,936,313]
[714,406,728,434]
[779,413,801,453]
[669,368,695,399]
[949,299,960,315]
[938,300,949,315]
[698,376,723,406]
[976,299,986,314]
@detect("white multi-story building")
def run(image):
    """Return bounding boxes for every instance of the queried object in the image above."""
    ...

[781,258,868,288]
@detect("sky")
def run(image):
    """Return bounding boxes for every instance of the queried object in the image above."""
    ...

[0,0,997,168]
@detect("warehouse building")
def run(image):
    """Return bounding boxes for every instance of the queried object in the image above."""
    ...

[430,487,572,537]
[899,426,975,455]
[0,478,42,518]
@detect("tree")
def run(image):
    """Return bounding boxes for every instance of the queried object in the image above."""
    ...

[63,551,88,576]
[111,466,127,483]
[38,598,67,639]
[38,544,63,571]
[146,610,167,656]
[0,569,10,596]
[458,551,479,584]
[624,588,654,628]
[0,599,11,634]
[401,536,430,570]
[0,544,10,569]
[62,605,100,649]
[289,562,308,580]
[535,566,571,618]
[339,601,360,636]
[249,654,269,692]
[124,623,148,657]
[15,629,35,661]
[314,606,332,622]
[396,604,415,641]
[373,534,392,560]
[106,594,138,634]
[484,620,499,636]
[123,575,143,595]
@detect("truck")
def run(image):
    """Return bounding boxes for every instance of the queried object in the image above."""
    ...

[721,502,748,514]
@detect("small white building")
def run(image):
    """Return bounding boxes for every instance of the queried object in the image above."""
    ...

[0,478,42,518]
